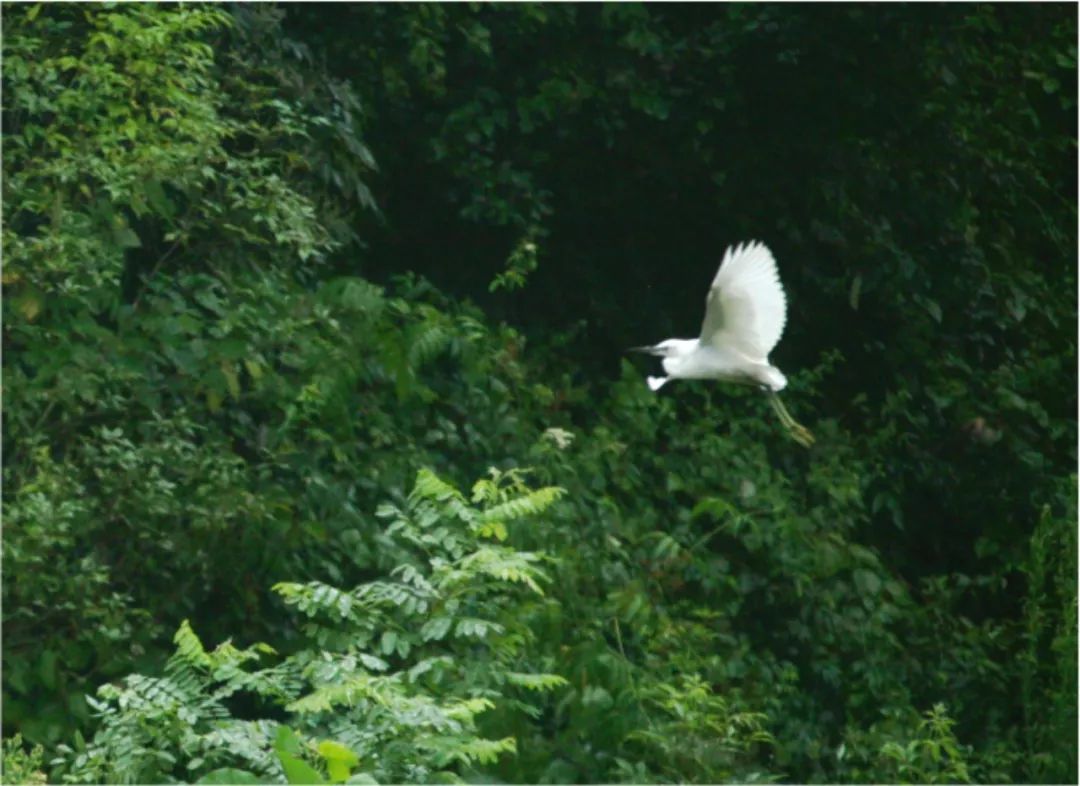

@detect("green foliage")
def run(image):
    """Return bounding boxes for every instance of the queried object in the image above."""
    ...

[878,705,973,784]
[52,622,286,784]
[490,234,540,293]
[1017,477,1078,783]
[840,704,973,784]
[4,4,1075,785]
[54,470,567,784]
[291,5,1076,781]
[2,735,47,785]
[625,673,774,783]
[4,0,372,745]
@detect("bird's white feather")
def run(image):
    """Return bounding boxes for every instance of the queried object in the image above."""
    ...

[699,241,787,361]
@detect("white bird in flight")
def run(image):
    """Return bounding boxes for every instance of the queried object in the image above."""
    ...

[631,241,814,447]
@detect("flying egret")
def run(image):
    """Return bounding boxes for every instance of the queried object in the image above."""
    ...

[631,241,814,447]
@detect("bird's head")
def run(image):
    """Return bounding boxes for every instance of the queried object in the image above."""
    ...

[628,339,693,358]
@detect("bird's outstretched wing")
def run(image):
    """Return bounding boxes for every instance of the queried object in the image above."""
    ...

[699,241,787,361]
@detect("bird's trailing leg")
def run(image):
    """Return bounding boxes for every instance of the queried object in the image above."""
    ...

[766,389,815,448]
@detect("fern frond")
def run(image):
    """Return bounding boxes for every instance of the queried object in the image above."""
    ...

[287,674,397,714]
[478,486,565,524]
[114,674,194,711]
[420,615,454,642]
[390,563,437,595]
[410,468,465,505]
[476,520,509,541]
[200,719,281,776]
[331,277,386,314]
[409,469,475,527]
[452,617,505,640]
[172,619,213,671]
[273,581,357,621]
[406,470,457,500]
[448,546,549,595]
[504,671,569,692]
[407,656,454,683]
[407,321,451,369]
[420,735,517,767]
[442,697,495,721]
[354,579,434,615]
[212,661,301,703]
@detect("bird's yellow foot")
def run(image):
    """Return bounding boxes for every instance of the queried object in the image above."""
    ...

[787,421,815,448]
[767,390,815,449]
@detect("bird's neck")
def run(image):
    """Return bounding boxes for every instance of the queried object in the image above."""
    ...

[668,338,699,357]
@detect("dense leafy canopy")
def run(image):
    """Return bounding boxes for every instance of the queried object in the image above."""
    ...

[3,4,1076,784]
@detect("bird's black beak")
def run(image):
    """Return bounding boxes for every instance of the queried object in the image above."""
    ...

[627,345,662,356]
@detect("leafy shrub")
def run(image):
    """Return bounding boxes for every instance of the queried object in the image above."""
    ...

[2,735,47,785]
[54,469,567,784]
[1,1,366,741]
[839,704,973,784]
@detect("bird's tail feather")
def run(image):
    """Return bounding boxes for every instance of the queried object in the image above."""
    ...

[647,376,669,392]
[760,365,787,392]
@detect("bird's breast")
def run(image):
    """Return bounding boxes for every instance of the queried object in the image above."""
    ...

[664,347,768,386]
